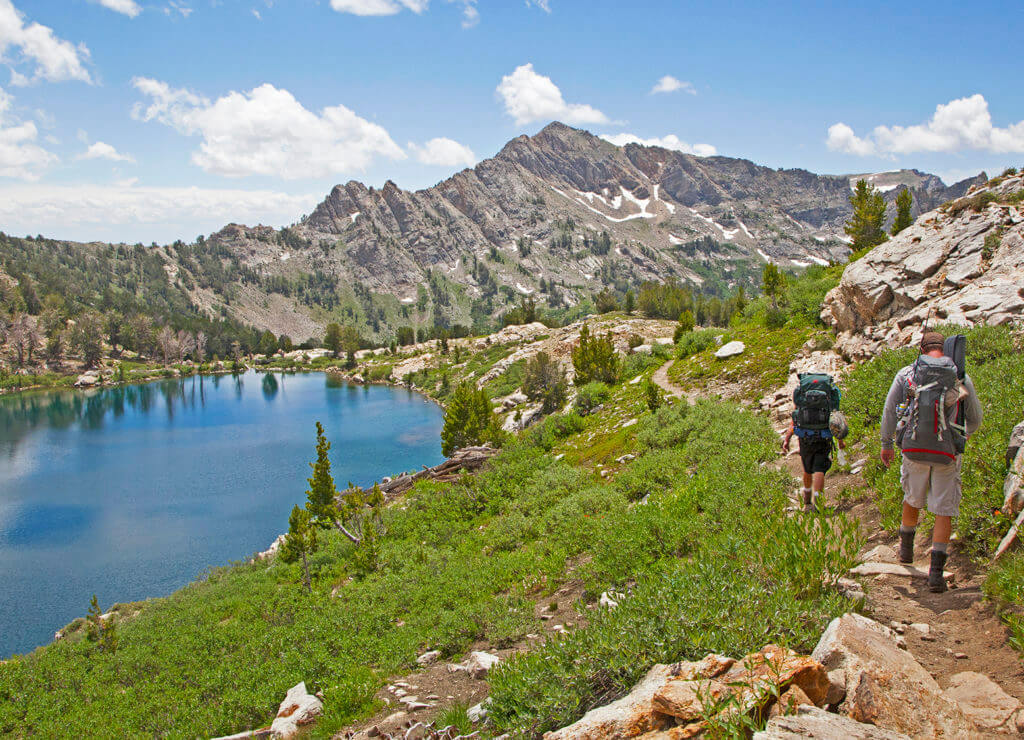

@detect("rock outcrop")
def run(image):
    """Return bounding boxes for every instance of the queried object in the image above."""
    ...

[811,613,979,738]
[545,614,990,740]
[545,645,833,739]
[754,705,911,739]
[822,174,1024,359]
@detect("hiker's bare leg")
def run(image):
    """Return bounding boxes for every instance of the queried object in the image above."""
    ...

[902,502,920,529]
[802,472,813,489]
[932,515,952,546]
[812,472,825,493]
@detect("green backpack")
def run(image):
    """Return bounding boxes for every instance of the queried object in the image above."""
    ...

[792,373,841,437]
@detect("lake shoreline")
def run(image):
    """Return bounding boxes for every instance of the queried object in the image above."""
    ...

[0,370,446,658]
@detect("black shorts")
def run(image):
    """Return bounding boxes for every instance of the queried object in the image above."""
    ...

[798,435,833,474]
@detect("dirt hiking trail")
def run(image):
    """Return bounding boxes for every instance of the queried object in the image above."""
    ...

[779,448,1024,720]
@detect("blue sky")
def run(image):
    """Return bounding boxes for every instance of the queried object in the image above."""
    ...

[0,0,1021,243]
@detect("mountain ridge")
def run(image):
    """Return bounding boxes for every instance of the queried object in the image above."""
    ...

[2,123,986,343]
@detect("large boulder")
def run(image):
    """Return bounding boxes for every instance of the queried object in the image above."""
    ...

[543,664,676,739]
[943,671,1024,734]
[811,613,979,738]
[269,682,323,738]
[754,705,911,739]
[714,340,745,359]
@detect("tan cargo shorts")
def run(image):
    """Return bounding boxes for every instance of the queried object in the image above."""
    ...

[900,455,963,516]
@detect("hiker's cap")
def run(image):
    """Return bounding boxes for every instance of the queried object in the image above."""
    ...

[920,331,945,352]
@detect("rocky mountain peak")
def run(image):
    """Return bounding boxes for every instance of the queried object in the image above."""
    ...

[178,122,989,341]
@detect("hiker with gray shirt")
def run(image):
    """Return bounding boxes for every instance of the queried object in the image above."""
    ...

[879,331,983,592]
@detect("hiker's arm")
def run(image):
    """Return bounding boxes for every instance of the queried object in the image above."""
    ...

[879,371,905,451]
[962,375,983,437]
[781,419,794,452]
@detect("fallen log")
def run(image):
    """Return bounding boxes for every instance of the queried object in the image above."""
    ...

[358,446,498,499]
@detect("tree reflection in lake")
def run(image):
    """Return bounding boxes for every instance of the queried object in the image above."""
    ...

[0,372,291,459]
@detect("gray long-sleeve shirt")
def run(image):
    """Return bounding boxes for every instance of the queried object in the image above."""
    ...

[880,364,983,450]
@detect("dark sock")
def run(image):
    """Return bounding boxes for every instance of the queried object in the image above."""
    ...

[900,525,916,535]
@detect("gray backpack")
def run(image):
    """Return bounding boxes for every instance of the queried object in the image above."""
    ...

[896,355,966,465]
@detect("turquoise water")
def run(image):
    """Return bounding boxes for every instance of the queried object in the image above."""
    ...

[0,371,444,658]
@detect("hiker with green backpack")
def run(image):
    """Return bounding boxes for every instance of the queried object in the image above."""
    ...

[879,331,983,593]
[782,372,847,512]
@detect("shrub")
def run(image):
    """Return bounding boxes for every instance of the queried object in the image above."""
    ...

[574,381,610,415]
[644,379,663,411]
[571,325,621,386]
[983,229,1002,260]
[764,306,788,329]
[675,329,718,359]
[522,352,568,413]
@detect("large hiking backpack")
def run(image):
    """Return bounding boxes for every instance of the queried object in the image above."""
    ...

[897,354,966,465]
[792,373,841,436]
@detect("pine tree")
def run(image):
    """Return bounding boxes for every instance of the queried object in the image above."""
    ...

[678,309,695,333]
[624,290,635,315]
[258,330,278,356]
[845,179,888,252]
[572,324,621,386]
[86,594,117,653]
[522,351,568,413]
[644,379,663,411]
[280,505,318,592]
[323,323,343,357]
[304,421,361,544]
[891,188,913,236]
[441,382,496,456]
[761,262,785,309]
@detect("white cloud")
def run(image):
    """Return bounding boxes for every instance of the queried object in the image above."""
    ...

[0,0,93,84]
[92,0,142,17]
[77,141,135,162]
[496,63,608,126]
[825,122,876,156]
[252,9,261,20]
[827,95,1024,156]
[600,132,716,157]
[132,78,406,179]
[0,183,319,243]
[0,85,58,179]
[408,137,475,167]
[163,1,192,18]
[650,75,695,95]
[525,0,550,12]
[329,0,428,16]
[453,0,478,28]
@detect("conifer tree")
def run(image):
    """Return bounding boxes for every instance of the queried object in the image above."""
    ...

[280,505,318,592]
[324,323,343,357]
[845,179,888,251]
[891,188,913,236]
[761,263,785,309]
[304,421,361,543]
[441,382,496,455]
[86,594,117,653]
[572,324,621,386]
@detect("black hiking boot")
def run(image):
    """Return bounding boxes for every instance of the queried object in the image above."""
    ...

[928,550,948,593]
[899,529,916,564]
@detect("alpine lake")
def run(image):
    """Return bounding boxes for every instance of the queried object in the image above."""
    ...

[0,370,444,658]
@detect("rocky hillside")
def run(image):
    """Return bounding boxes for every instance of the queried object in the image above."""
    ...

[205,124,979,339]
[822,171,1024,358]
